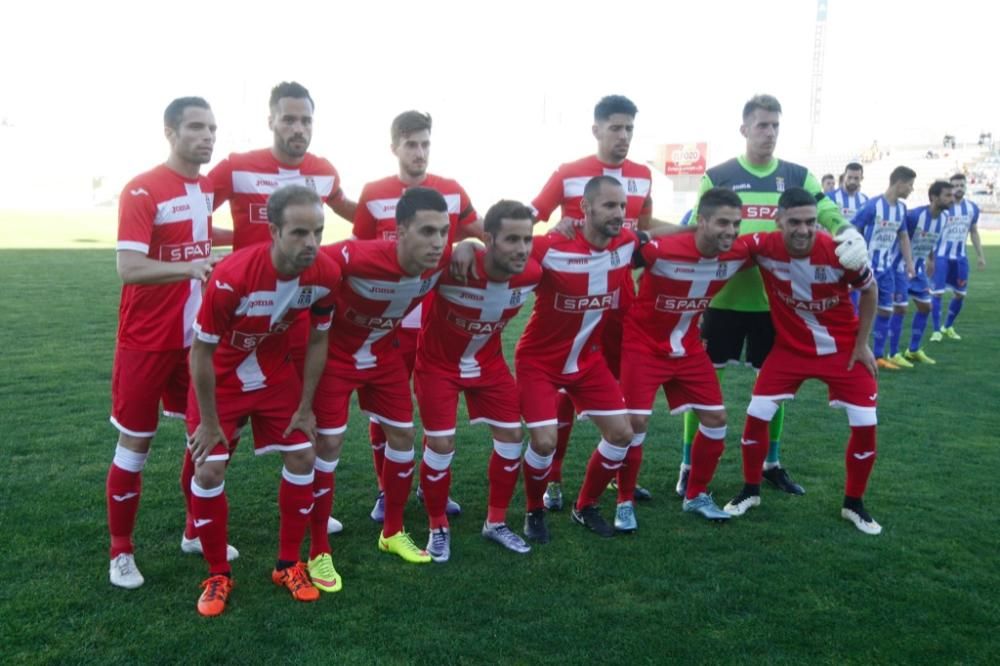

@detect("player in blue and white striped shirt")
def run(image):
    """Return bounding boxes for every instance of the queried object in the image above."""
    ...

[852,166,916,369]
[828,162,869,222]
[929,173,987,341]
[898,181,954,364]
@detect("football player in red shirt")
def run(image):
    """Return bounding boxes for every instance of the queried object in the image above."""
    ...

[721,188,882,535]
[531,95,654,513]
[107,97,227,590]
[415,200,541,559]
[186,185,341,616]
[353,110,482,523]
[206,81,353,536]
[315,187,454,565]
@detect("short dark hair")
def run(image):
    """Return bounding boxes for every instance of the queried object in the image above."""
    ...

[267,184,321,229]
[391,111,432,145]
[269,81,314,111]
[950,173,967,183]
[484,200,533,237]
[742,94,781,121]
[928,180,953,198]
[844,162,864,174]
[396,187,448,227]
[698,187,743,221]
[778,187,818,210]
[822,173,835,181]
[594,95,638,122]
[164,97,210,130]
[583,175,623,204]
[890,166,917,185]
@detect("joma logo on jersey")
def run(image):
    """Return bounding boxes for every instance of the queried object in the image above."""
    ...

[380,230,398,241]
[655,295,712,312]
[458,291,485,302]
[159,240,211,262]
[447,310,507,334]
[248,298,274,309]
[256,178,279,188]
[567,257,590,266]
[741,205,778,219]
[368,286,397,295]
[554,291,618,312]
[345,308,401,330]
[171,204,191,214]
[777,292,840,312]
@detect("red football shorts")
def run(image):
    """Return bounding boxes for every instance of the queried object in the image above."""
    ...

[621,345,724,415]
[395,327,418,376]
[414,358,521,436]
[314,352,414,434]
[516,358,626,429]
[185,376,310,461]
[110,347,189,437]
[752,345,878,409]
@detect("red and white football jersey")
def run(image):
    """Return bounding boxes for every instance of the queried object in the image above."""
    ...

[748,231,873,357]
[531,155,652,229]
[117,164,215,351]
[418,249,541,378]
[352,173,477,330]
[193,244,340,392]
[352,173,476,242]
[626,234,752,357]
[516,231,637,375]
[208,149,345,250]
[321,239,449,370]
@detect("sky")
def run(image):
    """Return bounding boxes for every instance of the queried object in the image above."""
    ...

[1,0,997,211]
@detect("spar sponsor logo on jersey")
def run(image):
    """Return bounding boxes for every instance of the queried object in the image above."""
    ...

[158,240,212,262]
[654,295,713,312]
[741,204,779,219]
[344,307,403,330]
[446,309,510,335]
[229,320,292,351]
[774,290,842,313]
[554,288,620,313]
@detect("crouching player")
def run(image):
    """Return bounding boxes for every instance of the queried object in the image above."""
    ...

[415,200,541,560]
[724,188,883,535]
[186,185,341,616]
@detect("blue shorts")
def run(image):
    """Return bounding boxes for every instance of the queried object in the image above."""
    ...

[892,270,910,307]
[907,269,932,303]
[874,270,896,310]
[932,257,969,295]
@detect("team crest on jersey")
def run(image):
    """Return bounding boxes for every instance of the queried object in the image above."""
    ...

[296,287,314,307]
[509,288,523,306]
[627,179,637,194]
[715,262,728,278]
[814,266,828,282]
[609,248,622,267]
[420,278,433,294]
[305,176,316,192]
[776,177,785,193]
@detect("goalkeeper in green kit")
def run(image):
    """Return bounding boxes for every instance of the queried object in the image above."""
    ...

[674,94,869,497]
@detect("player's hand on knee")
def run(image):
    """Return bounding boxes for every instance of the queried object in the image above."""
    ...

[190,422,228,465]
[834,227,868,270]
[849,344,878,378]
[284,409,317,444]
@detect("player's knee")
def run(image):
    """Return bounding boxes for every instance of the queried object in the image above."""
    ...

[424,435,455,455]
[916,301,931,314]
[747,397,780,422]
[492,427,523,444]
[315,433,344,460]
[194,461,226,489]
[629,414,650,433]
[529,429,557,456]
[604,422,634,447]
[698,409,727,429]
[117,433,152,454]
[384,427,416,451]
[283,447,315,475]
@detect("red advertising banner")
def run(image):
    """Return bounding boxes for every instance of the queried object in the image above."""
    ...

[663,143,708,175]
